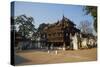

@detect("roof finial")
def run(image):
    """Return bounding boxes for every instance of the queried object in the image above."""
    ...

[62,10,65,19]
[62,10,64,17]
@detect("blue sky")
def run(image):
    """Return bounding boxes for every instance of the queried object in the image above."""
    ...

[14,1,93,29]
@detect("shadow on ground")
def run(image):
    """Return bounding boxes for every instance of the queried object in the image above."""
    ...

[16,48,50,53]
[15,54,31,65]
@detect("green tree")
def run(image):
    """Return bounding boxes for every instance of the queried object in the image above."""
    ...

[84,6,97,32]
[15,14,36,39]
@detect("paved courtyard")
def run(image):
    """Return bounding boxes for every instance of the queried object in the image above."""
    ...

[15,48,97,65]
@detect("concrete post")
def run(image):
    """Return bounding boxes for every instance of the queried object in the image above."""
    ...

[48,50,50,54]
[63,42,66,51]
[55,50,58,55]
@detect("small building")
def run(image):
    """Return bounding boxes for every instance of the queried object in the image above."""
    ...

[15,32,33,50]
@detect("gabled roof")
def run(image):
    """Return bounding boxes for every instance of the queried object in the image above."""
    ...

[43,15,76,30]
[61,15,76,26]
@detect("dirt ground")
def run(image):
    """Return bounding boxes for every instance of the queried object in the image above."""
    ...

[15,48,97,65]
